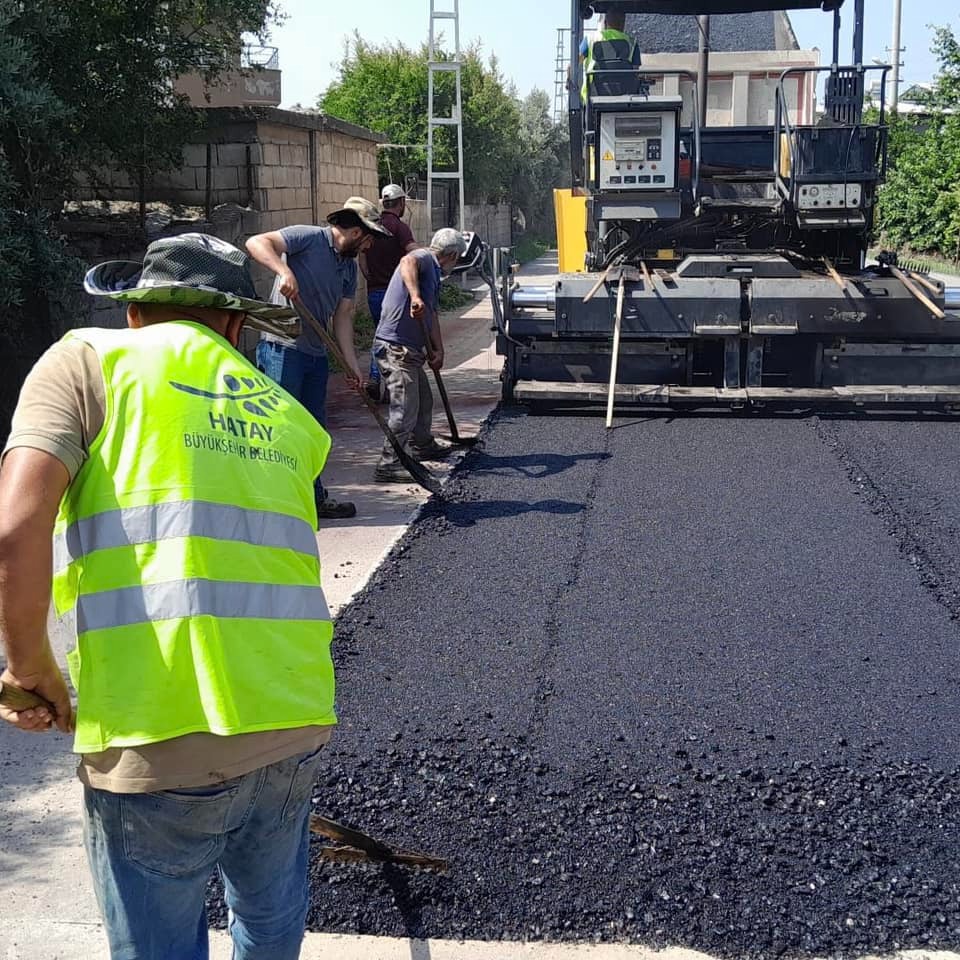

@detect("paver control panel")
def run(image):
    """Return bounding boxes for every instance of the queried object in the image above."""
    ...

[598,105,679,192]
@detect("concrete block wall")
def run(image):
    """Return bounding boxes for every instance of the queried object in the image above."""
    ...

[69,109,415,322]
[463,203,513,249]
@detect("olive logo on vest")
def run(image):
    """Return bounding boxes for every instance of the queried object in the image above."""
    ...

[169,373,284,419]
[177,374,301,473]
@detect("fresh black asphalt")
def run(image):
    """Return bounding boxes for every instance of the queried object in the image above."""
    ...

[227,407,960,956]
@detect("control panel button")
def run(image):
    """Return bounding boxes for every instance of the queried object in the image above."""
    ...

[623,175,637,184]
[609,176,622,184]
[653,175,666,183]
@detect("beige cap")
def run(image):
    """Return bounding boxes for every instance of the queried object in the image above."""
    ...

[327,197,391,235]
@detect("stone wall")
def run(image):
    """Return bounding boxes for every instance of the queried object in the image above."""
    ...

[69,108,382,321]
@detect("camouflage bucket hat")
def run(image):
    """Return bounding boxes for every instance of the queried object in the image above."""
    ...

[83,233,298,334]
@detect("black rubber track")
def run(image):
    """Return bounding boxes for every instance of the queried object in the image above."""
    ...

[215,407,960,957]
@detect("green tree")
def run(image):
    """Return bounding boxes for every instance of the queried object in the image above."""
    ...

[511,89,570,239]
[876,24,960,261]
[320,35,524,202]
[0,0,280,430]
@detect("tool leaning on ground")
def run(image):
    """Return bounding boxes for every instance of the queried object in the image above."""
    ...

[0,678,448,872]
[290,297,442,496]
[411,308,479,447]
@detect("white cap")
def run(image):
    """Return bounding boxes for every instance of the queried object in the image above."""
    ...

[381,184,406,202]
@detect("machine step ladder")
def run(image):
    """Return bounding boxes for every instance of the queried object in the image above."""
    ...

[427,0,465,232]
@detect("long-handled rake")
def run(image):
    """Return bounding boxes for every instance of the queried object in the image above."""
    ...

[0,679,447,871]
[290,298,442,496]
[411,310,479,447]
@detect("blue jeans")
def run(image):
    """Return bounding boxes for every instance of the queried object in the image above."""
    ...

[257,339,328,501]
[367,289,387,382]
[83,748,325,960]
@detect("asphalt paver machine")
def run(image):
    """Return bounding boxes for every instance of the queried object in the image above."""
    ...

[496,0,960,408]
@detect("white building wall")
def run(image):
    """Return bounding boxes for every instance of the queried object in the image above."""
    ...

[642,49,819,126]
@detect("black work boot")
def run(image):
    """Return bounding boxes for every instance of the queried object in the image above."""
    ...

[316,497,357,519]
[411,439,454,461]
[374,462,416,484]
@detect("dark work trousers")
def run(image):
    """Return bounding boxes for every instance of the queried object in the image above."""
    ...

[372,338,434,466]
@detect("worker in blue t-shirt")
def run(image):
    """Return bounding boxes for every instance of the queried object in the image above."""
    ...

[371,228,467,484]
[246,197,390,519]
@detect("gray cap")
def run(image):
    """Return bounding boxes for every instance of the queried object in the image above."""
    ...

[381,183,407,201]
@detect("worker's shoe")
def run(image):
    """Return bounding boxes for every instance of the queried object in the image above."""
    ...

[374,462,416,484]
[411,439,454,461]
[316,497,357,519]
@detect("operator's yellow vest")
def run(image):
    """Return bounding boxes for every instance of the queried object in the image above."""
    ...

[581,28,636,102]
[52,321,336,754]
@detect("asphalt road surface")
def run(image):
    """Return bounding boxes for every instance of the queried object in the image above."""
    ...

[226,407,960,957]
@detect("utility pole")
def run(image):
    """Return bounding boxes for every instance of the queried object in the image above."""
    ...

[889,0,902,111]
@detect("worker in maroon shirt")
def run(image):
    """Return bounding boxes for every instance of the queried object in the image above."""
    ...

[362,184,418,402]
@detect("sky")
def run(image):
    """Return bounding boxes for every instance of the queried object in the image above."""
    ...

[264,1,958,112]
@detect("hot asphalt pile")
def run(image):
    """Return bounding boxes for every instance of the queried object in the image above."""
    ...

[214,408,960,956]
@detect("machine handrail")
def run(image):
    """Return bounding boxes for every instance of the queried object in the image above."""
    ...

[773,63,891,195]
[586,66,701,200]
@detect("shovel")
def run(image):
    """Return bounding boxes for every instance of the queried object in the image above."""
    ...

[290,298,442,496]
[0,679,447,872]
[412,310,479,447]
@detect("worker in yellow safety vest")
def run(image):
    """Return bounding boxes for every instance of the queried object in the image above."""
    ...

[0,233,337,959]
[580,11,640,102]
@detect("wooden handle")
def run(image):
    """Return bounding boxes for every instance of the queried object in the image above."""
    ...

[0,680,55,714]
[582,268,610,303]
[291,298,442,496]
[890,265,946,319]
[909,270,941,296]
[606,272,627,430]
[823,256,848,292]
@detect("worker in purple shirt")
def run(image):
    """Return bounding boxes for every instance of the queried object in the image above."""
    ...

[361,184,418,403]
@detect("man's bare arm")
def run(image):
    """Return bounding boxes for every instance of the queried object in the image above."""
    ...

[0,448,74,733]
[331,298,363,387]
[245,231,298,299]
[399,255,425,319]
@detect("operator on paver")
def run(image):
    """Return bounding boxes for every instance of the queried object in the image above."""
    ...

[0,234,337,960]
[246,196,391,519]
[580,10,640,101]
[371,227,467,483]
[361,183,419,404]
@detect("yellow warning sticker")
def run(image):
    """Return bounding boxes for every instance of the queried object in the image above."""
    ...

[602,150,614,161]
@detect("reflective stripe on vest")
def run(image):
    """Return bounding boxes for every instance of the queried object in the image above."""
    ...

[53,322,336,754]
[76,579,331,633]
[54,500,319,574]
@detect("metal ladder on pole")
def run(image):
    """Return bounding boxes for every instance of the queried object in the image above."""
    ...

[553,27,570,124]
[427,0,465,233]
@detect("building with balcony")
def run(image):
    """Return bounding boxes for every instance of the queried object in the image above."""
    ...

[175,45,282,109]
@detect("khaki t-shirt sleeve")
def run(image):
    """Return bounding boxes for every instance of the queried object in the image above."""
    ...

[3,338,105,481]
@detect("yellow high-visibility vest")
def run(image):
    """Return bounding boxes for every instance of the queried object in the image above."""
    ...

[52,320,336,754]
[581,28,637,102]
